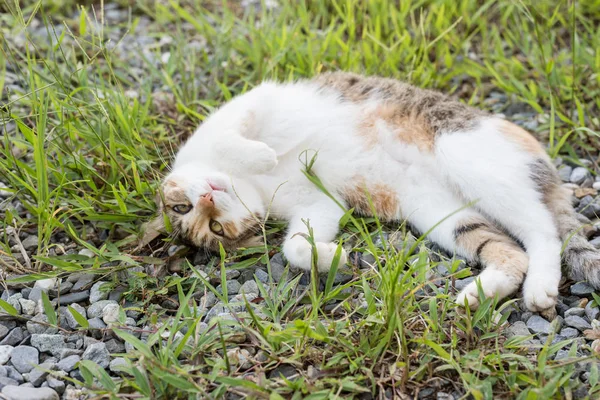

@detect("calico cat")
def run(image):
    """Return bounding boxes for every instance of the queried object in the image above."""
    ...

[151,72,600,313]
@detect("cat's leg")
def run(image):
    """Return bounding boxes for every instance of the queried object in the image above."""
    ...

[401,177,528,308]
[212,136,278,176]
[282,194,347,272]
[435,119,561,312]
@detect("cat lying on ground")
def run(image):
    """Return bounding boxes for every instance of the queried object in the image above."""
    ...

[150,72,600,314]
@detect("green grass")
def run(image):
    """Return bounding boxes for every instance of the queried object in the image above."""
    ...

[1,0,600,398]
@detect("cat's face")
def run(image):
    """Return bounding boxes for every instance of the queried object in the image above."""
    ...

[157,164,264,251]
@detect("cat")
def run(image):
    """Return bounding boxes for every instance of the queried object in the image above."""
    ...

[149,71,600,314]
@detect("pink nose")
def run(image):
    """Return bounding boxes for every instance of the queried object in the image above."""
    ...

[198,192,213,207]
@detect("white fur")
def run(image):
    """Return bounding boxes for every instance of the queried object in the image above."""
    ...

[169,80,562,311]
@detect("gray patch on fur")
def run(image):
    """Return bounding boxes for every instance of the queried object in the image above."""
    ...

[312,72,486,134]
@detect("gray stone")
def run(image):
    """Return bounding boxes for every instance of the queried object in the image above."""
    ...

[0,376,18,389]
[205,303,229,323]
[89,281,109,303]
[27,288,43,305]
[527,315,552,335]
[63,304,86,330]
[21,235,38,251]
[505,321,530,338]
[45,377,64,394]
[10,346,38,373]
[6,295,21,315]
[254,269,269,283]
[56,355,79,373]
[56,291,89,305]
[585,302,600,321]
[225,270,240,280]
[102,303,120,324]
[1,386,59,400]
[109,357,127,374]
[217,280,241,296]
[0,328,24,346]
[0,346,13,365]
[104,339,125,354]
[28,362,56,386]
[29,335,65,357]
[87,317,107,340]
[18,299,35,316]
[559,327,579,339]
[558,165,573,182]
[571,282,595,296]
[57,349,81,359]
[87,300,117,319]
[48,282,73,298]
[5,366,23,383]
[70,274,94,292]
[0,326,8,341]
[565,315,592,331]
[269,253,286,281]
[269,364,297,380]
[82,343,110,369]
[570,167,592,185]
[454,277,475,291]
[564,308,586,318]
[238,280,259,296]
[26,314,58,335]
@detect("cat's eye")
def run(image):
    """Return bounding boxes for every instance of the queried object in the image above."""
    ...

[209,220,224,235]
[172,204,192,214]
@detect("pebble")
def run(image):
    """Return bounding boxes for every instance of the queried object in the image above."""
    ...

[56,355,80,373]
[454,277,475,291]
[571,167,592,185]
[21,235,39,251]
[564,308,586,318]
[0,346,13,364]
[26,314,57,335]
[1,386,59,400]
[1,327,24,346]
[269,253,286,281]
[565,316,592,331]
[64,304,87,329]
[0,376,18,389]
[254,269,269,283]
[560,327,580,339]
[87,300,117,319]
[217,280,241,295]
[505,321,530,338]
[527,315,552,335]
[57,291,90,305]
[0,326,8,341]
[109,357,127,374]
[571,282,595,296]
[18,298,35,315]
[28,362,55,386]
[558,165,573,182]
[30,335,66,357]
[10,346,38,373]
[269,364,297,380]
[89,281,109,303]
[70,274,94,292]
[46,376,65,394]
[585,302,600,321]
[238,280,259,296]
[82,343,110,369]
[102,304,120,324]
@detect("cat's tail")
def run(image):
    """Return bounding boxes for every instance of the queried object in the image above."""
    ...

[545,181,600,288]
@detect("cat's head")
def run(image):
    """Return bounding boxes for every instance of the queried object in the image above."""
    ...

[149,163,264,251]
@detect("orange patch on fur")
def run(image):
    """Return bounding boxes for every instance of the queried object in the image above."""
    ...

[359,104,435,151]
[498,120,544,155]
[342,178,399,220]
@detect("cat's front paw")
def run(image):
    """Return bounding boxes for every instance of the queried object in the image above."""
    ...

[248,143,278,174]
[283,237,347,272]
[522,273,559,312]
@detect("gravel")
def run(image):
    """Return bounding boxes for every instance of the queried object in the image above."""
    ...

[10,346,38,373]
[564,316,593,331]
[1,386,60,400]
[526,315,552,335]
[82,343,110,369]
